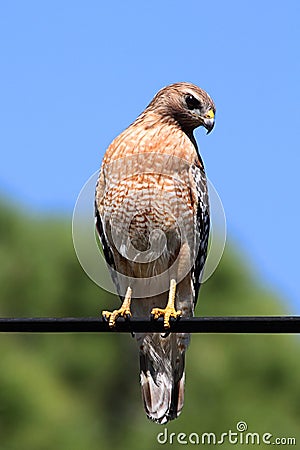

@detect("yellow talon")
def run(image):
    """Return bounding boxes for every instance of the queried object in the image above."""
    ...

[102,287,132,327]
[151,279,181,329]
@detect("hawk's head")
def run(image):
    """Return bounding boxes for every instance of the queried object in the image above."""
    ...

[146,82,216,134]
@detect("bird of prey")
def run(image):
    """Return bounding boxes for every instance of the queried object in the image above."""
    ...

[95,82,215,424]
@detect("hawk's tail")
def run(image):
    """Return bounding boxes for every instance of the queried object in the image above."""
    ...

[139,333,186,424]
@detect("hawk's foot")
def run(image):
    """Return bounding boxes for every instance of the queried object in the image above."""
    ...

[102,287,132,328]
[151,279,181,329]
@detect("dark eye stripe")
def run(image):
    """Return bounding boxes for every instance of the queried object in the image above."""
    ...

[185,94,201,110]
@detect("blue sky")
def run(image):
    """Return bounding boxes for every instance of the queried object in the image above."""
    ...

[1,1,299,312]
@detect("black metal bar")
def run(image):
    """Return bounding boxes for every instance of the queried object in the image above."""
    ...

[0,316,300,333]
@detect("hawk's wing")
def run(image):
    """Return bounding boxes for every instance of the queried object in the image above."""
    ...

[95,172,122,299]
[190,162,210,306]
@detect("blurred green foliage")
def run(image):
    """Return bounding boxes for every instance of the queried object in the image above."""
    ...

[0,199,299,449]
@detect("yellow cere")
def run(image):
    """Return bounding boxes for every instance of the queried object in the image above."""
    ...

[205,109,215,119]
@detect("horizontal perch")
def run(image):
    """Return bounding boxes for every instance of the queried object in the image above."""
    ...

[0,316,299,333]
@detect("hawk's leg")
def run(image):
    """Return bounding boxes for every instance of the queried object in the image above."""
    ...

[102,286,132,328]
[151,279,182,329]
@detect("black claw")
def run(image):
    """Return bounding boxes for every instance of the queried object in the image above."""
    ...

[161,331,171,338]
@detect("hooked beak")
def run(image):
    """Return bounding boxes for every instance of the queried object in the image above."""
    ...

[202,109,215,134]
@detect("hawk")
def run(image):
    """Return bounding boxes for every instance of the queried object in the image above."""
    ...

[95,82,215,423]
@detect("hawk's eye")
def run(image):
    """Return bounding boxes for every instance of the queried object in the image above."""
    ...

[185,94,201,110]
